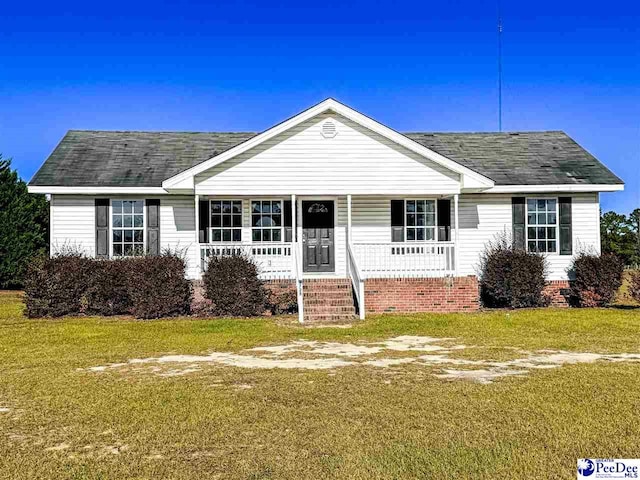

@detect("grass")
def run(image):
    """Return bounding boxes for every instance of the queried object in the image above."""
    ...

[1,290,639,479]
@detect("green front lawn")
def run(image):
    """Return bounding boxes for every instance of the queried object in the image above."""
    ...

[1,290,639,479]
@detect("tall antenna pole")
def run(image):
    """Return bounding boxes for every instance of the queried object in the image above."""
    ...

[498,0,503,132]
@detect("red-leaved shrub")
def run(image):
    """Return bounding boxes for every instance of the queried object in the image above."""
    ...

[479,234,548,308]
[570,253,624,307]
[629,271,640,304]
[24,253,191,319]
[203,255,268,317]
[628,270,640,305]
[24,253,93,317]
[126,255,192,319]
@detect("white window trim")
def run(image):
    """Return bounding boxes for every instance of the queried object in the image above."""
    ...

[403,198,438,242]
[251,198,285,243]
[525,196,559,255]
[208,199,243,243]
[109,199,146,258]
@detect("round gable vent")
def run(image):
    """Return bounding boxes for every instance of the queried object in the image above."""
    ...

[321,120,338,138]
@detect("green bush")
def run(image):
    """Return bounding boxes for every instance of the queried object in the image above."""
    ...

[203,255,268,317]
[479,234,548,308]
[571,253,624,307]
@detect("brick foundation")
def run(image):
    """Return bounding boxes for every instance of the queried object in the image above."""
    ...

[364,276,480,314]
[191,279,296,316]
[543,280,572,307]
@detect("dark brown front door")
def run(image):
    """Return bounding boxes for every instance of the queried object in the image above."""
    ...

[302,200,335,273]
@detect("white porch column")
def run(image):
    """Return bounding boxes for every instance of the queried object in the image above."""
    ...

[291,193,297,276]
[194,194,200,277]
[347,194,352,275]
[291,194,296,241]
[347,194,352,243]
[454,193,459,276]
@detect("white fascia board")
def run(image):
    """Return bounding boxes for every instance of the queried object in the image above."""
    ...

[28,186,169,195]
[482,184,624,194]
[194,186,462,196]
[162,98,494,190]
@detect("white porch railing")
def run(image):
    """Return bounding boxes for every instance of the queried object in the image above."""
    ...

[352,242,456,278]
[200,242,294,280]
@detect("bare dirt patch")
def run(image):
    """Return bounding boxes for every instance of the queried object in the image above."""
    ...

[85,336,640,384]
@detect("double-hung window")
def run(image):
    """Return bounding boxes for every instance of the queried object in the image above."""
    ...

[405,199,436,241]
[526,198,557,253]
[210,200,242,242]
[251,200,282,242]
[112,200,144,256]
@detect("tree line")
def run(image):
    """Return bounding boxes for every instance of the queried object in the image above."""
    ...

[601,209,640,267]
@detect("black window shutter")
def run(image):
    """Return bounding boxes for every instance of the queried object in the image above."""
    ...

[512,197,526,250]
[283,200,293,242]
[559,197,572,255]
[391,200,404,242]
[199,200,209,243]
[95,199,109,259]
[146,199,160,255]
[437,199,451,241]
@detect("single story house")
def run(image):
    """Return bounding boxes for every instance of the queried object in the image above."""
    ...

[28,98,624,322]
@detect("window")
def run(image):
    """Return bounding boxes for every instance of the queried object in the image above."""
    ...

[405,199,436,241]
[210,200,242,242]
[251,200,282,242]
[526,198,557,253]
[112,200,144,256]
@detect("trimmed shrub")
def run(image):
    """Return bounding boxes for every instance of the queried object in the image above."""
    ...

[24,253,192,319]
[203,255,268,317]
[571,253,624,307]
[85,259,132,315]
[24,253,93,318]
[479,234,548,308]
[126,255,192,319]
[629,271,640,304]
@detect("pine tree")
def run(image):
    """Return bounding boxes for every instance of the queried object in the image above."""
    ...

[0,155,49,288]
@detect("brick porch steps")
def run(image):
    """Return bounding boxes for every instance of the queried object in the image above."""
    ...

[302,278,357,323]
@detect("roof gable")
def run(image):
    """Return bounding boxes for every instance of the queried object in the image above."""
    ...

[161,98,494,191]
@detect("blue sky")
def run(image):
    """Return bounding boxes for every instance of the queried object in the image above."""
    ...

[1,0,638,213]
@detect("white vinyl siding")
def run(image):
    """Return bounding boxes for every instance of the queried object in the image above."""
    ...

[456,193,601,280]
[195,112,460,195]
[159,196,198,279]
[50,195,96,257]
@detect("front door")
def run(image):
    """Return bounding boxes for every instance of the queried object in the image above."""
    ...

[302,200,335,273]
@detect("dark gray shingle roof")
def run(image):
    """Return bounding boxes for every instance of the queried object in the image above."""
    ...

[30,129,623,187]
[30,131,256,187]
[405,131,623,186]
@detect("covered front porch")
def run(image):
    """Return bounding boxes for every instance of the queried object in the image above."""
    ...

[193,194,461,321]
